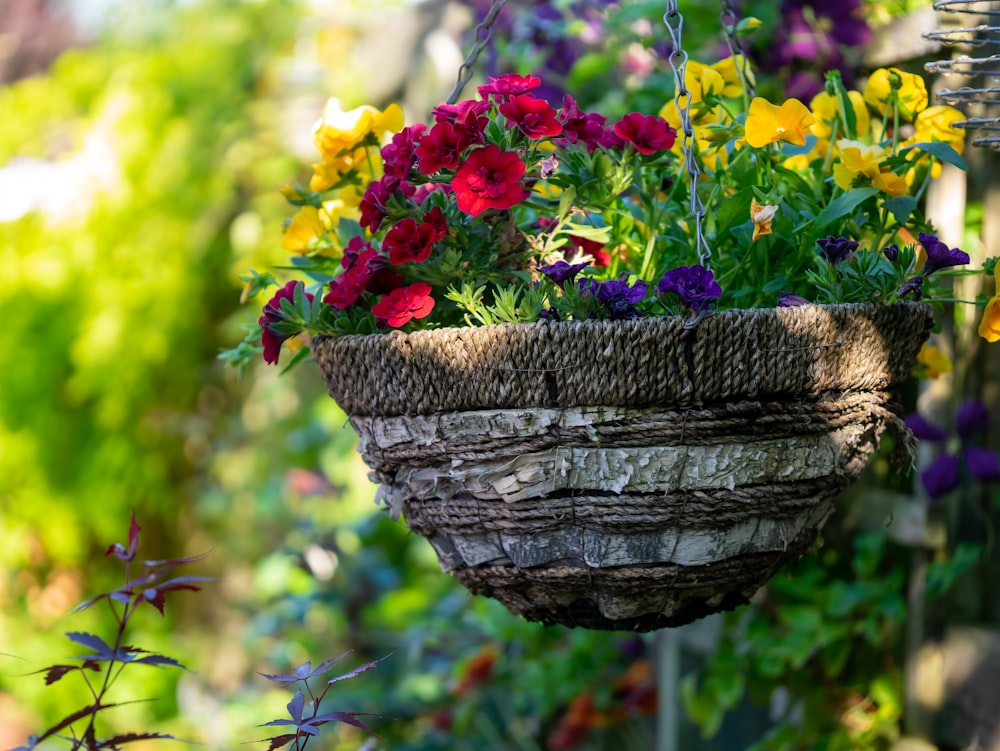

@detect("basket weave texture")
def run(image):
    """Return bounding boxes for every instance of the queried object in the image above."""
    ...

[313,303,933,631]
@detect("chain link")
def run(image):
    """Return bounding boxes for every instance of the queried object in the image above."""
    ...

[663,0,712,268]
[719,0,756,99]
[446,0,510,105]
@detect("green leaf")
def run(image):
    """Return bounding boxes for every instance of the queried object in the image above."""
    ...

[826,70,857,140]
[562,222,610,242]
[557,186,577,221]
[902,141,969,171]
[926,542,983,599]
[813,187,879,231]
[881,195,918,226]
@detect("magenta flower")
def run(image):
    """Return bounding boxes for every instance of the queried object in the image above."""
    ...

[657,264,722,311]
[432,98,490,125]
[380,124,426,179]
[499,95,563,139]
[905,400,1000,500]
[359,176,415,232]
[451,145,529,216]
[613,113,676,155]
[558,95,607,150]
[416,121,465,173]
[259,281,313,365]
[477,73,542,101]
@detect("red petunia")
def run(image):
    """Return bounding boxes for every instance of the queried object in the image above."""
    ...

[383,217,439,265]
[499,95,563,139]
[558,95,607,150]
[423,205,448,242]
[381,124,426,179]
[477,73,541,101]
[432,98,490,125]
[259,281,313,364]
[451,145,529,216]
[567,235,611,267]
[371,282,435,328]
[416,121,464,173]
[359,176,415,232]
[612,112,676,154]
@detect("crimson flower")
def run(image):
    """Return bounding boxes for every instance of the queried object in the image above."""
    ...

[383,217,440,265]
[371,282,436,327]
[381,124,426,179]
[359,176,414,232]
[423,206,448,242]
[477,73,541,101]
[259,281,313,364]
[500,95,563,139]
[566,235,610,267]
[558,95,607,150]
[416,121,464,173]
[613,113,676,154]
[432,98,490,125]
[451,145,529,216]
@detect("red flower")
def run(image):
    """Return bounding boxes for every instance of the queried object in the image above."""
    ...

[567,235,611,267]
[477,73,541,101]
[383,217,439,265]
[559,95,607,150]
[416,121,464,173]
[432,98,490,125]
[499,95,563,139]
[423,205,448,242]
[452,108,489,149]
[259,281,313,364]
[381,124,426,179]
[613,112,676,154]
[324,248,404,309]
[451,145,528,216]
[371,282,435,327]
[359,176,414,231]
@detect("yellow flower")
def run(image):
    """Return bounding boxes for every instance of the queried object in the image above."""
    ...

[901,105,967,182]
[750,197,778,242]
[916,344,952,378]
[709,55,755,98]
[744,97,814,148]
[683,60,727,102]
[809,90,870,141]
[281,205,328,253]
[863,68,928,121]
[978,264,1000,343]
[312,98,403,164]
[833,139,907,197]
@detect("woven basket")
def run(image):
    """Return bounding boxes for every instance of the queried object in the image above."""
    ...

[313,303,933,631]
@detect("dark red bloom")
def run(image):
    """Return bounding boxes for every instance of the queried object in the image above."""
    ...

[383,217,439,265]
[381,124,426,179]
[566,235,610,267]
[477,73,541,101]
[452,108,489,149]
[499,95,563,139]
[451,145,528,216]
[371,282,436,327]
[325,248,403,309]
[423,205,448,242]
[613,113,676,154]
[416,121,465,173]
[359,176,414,232]
[432,98,490,125]
[259,281,313,364]
[558,95,607,150]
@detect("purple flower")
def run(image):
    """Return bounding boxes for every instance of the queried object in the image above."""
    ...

[883,244,900,263]
[656,264,723,311]
[540,260,588,287]
[896,276,924,300]
[778,292,811,307]
[259,281,313,365]
[920,232,970,276]
[580,278,648,319]
[906,399,1000,499]
[817,235,858,266]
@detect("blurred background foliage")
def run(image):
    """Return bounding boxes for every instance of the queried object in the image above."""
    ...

[1,0,997,749]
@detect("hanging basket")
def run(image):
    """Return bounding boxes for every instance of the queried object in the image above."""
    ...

[313,302,932,631]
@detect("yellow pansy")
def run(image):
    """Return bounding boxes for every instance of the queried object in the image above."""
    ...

[709,55,756,98]
[683,60,727,103]
[916,343,952,378]
[809,90,870,141]
[750,197,778,242]
[833,139,907,197]
[281,205,328,253]
[901,105,967,182]
[312,98,404,164]
[863,68,928,121]
[744,97,814,149]
[978,264,1000,343]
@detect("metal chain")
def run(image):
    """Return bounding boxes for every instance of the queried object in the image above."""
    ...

[663,0,712,268]
[719,0,756,98]
[446,0,510,105]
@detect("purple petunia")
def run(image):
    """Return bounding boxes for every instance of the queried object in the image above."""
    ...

[656,264,722,311]
[540,260,589,287]
[817,235,858,266]
[920,232,970,276]
[905,399,1000,499]
[580,277,648,319]
[778,292,811,307]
